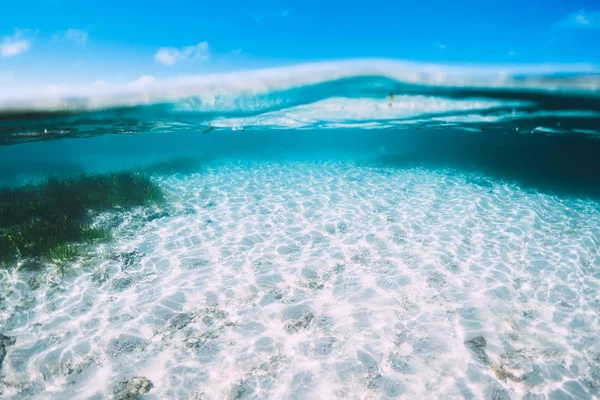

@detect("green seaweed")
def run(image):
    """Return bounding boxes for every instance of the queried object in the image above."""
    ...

[0,172,164,267]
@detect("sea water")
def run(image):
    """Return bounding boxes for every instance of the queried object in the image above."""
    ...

[0,61,599,399]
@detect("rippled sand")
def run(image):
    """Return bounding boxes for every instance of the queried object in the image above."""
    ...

[1,161,599,399]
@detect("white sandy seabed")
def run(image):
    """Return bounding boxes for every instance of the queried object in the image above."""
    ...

[1,161,600,399]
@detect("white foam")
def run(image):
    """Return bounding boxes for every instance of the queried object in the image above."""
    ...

[208,96,526,128]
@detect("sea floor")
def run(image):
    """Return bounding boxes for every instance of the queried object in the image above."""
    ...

[1,160,600,399]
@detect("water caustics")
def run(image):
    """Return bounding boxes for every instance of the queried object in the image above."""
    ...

[1,59,600,400]
[1,59,600,144]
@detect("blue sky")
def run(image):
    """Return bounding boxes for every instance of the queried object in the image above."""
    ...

[1,0,599,87]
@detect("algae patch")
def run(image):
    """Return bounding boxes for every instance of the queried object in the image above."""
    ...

[0,172,164,267]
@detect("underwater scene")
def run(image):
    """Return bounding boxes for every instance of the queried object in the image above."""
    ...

[1,1,600,396]
[0,60,599,399]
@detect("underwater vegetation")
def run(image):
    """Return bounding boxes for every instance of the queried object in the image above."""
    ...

[0,172,164,267]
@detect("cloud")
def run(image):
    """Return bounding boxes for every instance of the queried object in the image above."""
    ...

[557,10,600,29]
[92,80,108,88]
[54,28,88,45]
[1,30,32,58]
[508,50,517,56]
[438,44,446,50]
[131,75,155,87]
[154,41,210,66]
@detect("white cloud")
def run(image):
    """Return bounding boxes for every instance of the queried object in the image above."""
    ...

[92,80,108,87]
[438,44,446,50]
[154,41,210,66]
[1,30,32,58]
[557,10,600,29]
[54,28,88,45]
[508,50,517,56]
[131,75,155,87]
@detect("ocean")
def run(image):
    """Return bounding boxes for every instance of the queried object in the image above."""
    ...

[0,60,599,399]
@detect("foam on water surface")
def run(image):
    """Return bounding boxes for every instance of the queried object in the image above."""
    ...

[1,161,599,399]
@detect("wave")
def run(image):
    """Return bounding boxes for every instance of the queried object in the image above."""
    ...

[1,59,600,144]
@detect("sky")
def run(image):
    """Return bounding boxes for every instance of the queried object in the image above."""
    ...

[1,0,599,89]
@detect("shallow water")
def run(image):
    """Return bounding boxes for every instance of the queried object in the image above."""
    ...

[1,136,600,398]
[1,61,600,399]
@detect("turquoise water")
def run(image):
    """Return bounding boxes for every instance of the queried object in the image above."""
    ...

[1,62,600,399]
